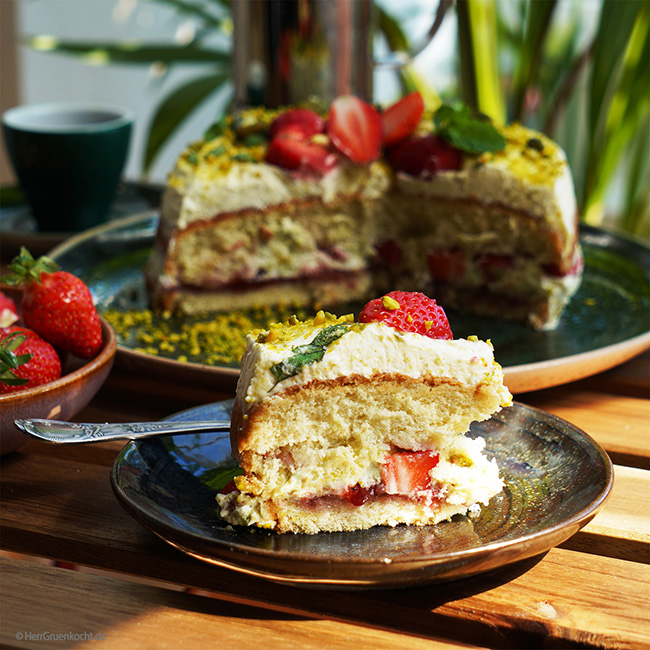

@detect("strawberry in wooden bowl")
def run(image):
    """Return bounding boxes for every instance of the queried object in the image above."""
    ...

[0,248,117,454]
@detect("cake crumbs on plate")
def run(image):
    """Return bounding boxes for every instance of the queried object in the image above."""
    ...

[102,304,314,367]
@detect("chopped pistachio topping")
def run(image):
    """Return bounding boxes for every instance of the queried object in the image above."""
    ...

[382,295,400,310]
[310,133,330,146]
[479,123,567,186]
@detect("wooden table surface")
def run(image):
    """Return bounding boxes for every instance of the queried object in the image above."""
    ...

[2,351,649,650]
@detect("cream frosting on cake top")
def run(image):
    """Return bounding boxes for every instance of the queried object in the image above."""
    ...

[165,160,392,230]
[396,123,578,258]
[237,312,513,414]
[162,107,577,239]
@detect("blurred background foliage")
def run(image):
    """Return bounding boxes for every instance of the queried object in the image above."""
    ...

[25,0,649,238]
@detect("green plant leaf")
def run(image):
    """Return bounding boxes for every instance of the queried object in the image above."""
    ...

[456,0,505,124]
[584,0,649,224]
[588,0,642,141]
[510,0,557,122]
[621,113,650,237]
[377,6,410,53]
[24,37,230,66]
[143,71,232,172]
[143,0,230,30]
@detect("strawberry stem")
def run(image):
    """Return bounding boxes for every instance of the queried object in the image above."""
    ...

[0,331,32,386]
[0,246,59,287]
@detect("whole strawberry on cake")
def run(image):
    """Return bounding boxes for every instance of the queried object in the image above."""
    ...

[147,93,582,330]
[218,291,512,534]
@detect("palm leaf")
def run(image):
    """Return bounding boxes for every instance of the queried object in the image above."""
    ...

[456,0,504,123]
[584,0,649,224]
[620,114,650,237]
[377,6,410,53]
[375,4,444,108]
[143,0,230,29]
[587,0,641,143]
[143,71,232,173]
[25,37,230,66]
[510,0,557,122]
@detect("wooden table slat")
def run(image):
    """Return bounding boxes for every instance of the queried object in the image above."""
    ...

[3,351,649,649]
[3,557,472,650]
[521,390,650,469]
[2,451,648,649]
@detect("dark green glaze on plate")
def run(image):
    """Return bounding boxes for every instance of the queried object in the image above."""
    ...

[110,400,612,588]
[49,213,650,392]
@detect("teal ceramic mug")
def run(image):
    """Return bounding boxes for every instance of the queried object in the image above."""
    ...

[2,102,134,232]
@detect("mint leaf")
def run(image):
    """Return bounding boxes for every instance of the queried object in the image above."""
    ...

[435,104,506,155]
[243,133,268,147]
[206,145,226,158]
[270,322,351,384]
[200,463,244,492]
[230,152,255,162]
[203,116,227,141]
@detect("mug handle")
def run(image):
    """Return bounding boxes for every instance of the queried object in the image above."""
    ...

[374,0,454,70]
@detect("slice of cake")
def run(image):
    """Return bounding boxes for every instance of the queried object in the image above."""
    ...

[217,291,512,534]
[147,94,581,329]
[146,104,391,315]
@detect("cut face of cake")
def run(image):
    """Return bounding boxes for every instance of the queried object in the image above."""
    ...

[217,292,513,534]
[147,95,582,329]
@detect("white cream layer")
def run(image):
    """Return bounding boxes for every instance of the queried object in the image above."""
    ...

[238,321,512,415]
[395,158,577,259]
[164,160,392,230]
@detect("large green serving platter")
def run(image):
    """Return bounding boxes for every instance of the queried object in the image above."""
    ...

[49,212,650,393]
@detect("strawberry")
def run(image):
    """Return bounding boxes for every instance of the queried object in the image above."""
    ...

[342,483,378,506]
[326,95,382,165]
[2,247,103,359]
[381,450,440,494]
[0,292,19,327]
[427,248,466,283]
[266,132,337,174]
[0,326,62,393]
[387,134,463,177]
[375,240,403,270]
[269,108,325,140]
[478,254,514,282]
[381,91,425,146]
[359,290,452,340]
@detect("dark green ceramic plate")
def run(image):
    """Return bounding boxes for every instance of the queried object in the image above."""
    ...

[49,213,650,393]
[111,400,612,588]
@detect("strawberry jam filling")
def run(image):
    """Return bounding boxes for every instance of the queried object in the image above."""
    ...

[342,450,440,506]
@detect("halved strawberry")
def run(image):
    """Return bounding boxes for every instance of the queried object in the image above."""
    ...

[265,132,337,174]
[387,134,463,177]
[0,292,19,328]
[381,91,425,146]
[326,95,382,165]
[427,248,465,283]
[359,290,453,340]
[343,483,378,506]
[375,240,403,270]
[381,450,440,494]
[478,254,514,282]
[269,108,325,140]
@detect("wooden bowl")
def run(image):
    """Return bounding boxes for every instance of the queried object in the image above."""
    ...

[0,317,117,454]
